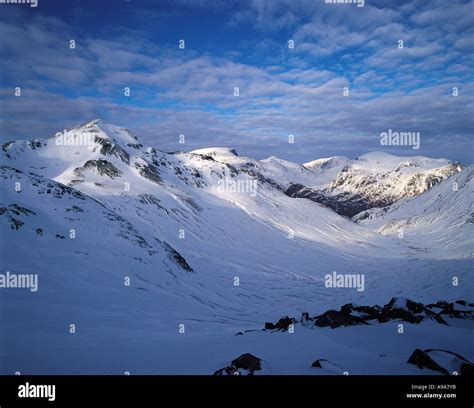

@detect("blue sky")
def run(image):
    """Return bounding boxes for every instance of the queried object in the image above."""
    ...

[0,0,473,163]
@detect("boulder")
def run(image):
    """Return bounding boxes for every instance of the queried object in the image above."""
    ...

[407,349,449,375]
[426,300,473,319]
[264,316,295,331]
[379,297,447,325]
[311,359,343,373]
[311,359,328,368]
[213,353,262,376]
[231,353,262,373]
[340,303,382,320]
[314,309,369,329]
[407,348,474,375]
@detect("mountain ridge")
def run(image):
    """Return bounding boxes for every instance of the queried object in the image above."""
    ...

[2,119,463,219]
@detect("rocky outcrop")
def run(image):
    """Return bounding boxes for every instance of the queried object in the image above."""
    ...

[284,184,371,217]
[94,136,130,164]
[0,203,36,230]
[311,359,343,373]
[313,309,369,329]
[75,159,123,179]
[213,353,262,376]
[407,349,474,375]
[264,316,295,331]
[162,242,194,272]
[426,300,474,319]
[378,297,448,325]
[255,297,465,333]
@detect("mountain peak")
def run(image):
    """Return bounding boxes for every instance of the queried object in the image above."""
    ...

[191,147,239,158]
[71,119,140,146]
[304,156,349,170]
[354,151,455,172]
[260,155,304,170]
[82,118,103,127]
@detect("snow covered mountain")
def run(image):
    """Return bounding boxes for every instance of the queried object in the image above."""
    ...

[354,165,474,259]
[183,145,462,218]
[1,120,472,375]
[286,152,462,217]
[1,120,462,219]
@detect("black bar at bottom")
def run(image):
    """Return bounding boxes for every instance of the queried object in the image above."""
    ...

[0,375,472,403]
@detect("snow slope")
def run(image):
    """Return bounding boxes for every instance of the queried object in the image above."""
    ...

[0,120,472,375]
[355,166,474,259]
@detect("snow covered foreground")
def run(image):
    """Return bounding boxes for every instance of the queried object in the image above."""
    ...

[0,120,472,375]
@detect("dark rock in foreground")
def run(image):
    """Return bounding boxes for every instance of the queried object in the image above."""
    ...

[426,300,474,319]
[313,297,448,329]
[264,316,296,331]
[255,297,470,333]
[232,353,262,372]
[314,310,369,329]
[379,297,448,325]
[310,359,343,373]
[340,303,382,320]
[311,359,331,368]
[407,349,474,376]
[214,353,262,376]
[407,349,449,375]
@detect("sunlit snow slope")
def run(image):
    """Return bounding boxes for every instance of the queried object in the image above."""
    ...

[0,120,472,375]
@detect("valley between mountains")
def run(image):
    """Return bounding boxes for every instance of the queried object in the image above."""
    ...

[1,120,472,375]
